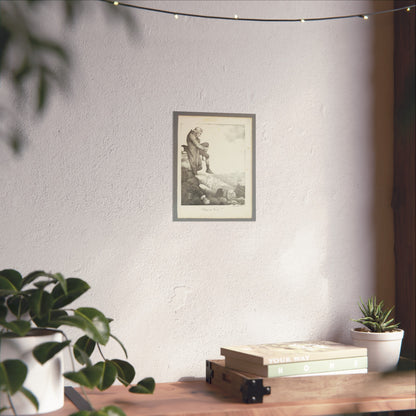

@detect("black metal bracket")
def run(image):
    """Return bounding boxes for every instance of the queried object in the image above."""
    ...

[240,378,271,403]
[206,360,214,383]
[64,386,93,411]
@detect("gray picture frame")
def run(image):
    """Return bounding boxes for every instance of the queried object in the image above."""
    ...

[173,111,256,221]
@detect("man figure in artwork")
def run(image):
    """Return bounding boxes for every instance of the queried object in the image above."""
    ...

[185,127,213,175]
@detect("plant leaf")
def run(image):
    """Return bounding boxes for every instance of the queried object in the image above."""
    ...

[33,340,70,364]
[19,386,39,411]
[97,406,127,416]
[0,276,19,296]
[51,278,90,309]
[110,359,135,386]
[74,308,110,345]
[64,366,102,389]
[128,377,155,394]
[7,295,30,318]
[29,290,53,326]
[74,335,96,365]
[22,270,51,287]
[68,406,127,416]
[0,303,7,321]
[47,309,69,328]
[0,359,27,395]
[0,269,22,291]
[0,319,31,336]
[94,361,117,391]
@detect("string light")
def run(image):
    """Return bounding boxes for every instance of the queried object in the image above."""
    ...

[99,0,415,23]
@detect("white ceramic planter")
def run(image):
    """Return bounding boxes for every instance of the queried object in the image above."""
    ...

[0,329,64,415]
[351,328,404,372]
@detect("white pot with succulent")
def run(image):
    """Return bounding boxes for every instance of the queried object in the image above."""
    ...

[351,296,404,372]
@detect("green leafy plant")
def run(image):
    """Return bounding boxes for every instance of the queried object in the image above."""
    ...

[353,296,400,333]
[0,269,155,416]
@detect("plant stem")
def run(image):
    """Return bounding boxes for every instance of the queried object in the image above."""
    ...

[61,332,94,411]
[7,393,17,416]
[97,343,106,361]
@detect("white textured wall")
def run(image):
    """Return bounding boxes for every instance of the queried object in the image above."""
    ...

[0,1,394,382]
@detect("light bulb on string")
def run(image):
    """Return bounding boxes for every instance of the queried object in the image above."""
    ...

[113,1,119,5]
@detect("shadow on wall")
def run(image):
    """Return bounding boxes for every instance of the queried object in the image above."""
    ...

[371,4,395,307]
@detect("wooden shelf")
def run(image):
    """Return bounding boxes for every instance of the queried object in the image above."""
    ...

[50,366,415,416]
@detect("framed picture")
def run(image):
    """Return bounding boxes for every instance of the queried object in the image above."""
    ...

[173,111,255,221]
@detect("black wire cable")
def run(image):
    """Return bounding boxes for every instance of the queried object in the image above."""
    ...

[99,0,415,23]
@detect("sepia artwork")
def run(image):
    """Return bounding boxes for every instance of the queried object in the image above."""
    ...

[173,111,255,221]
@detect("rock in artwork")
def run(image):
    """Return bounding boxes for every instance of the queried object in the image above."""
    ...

[180,125,246,206]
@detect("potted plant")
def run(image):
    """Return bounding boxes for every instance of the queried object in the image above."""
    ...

[351,296,404,372]
[0,269,155,416]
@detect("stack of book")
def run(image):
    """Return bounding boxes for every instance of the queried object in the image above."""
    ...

[220,340,368,378]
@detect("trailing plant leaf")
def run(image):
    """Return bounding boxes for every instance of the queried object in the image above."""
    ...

[0,319,31,336]
[54,308,110,345]
[33,340,71,364]
[74,335,96,365]
[69,406,127,416]
[19,386,39,411]
[94,361,117,391]
[51,277,90,308]
[74,308,110,345]
[129,377,155,394]
[110,359,135,386]
[0,359,27,395]
[64,366,102,389]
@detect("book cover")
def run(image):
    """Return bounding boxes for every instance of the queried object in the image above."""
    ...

[220,341,367,366]
[225,355,368,377]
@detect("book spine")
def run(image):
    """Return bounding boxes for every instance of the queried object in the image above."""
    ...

[267,356,368,377]
[225,356,368,377]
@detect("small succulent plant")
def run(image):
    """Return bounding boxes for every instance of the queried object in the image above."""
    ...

[353,296,400,333]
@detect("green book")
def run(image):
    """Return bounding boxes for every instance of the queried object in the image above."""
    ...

[224,355,368,377]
